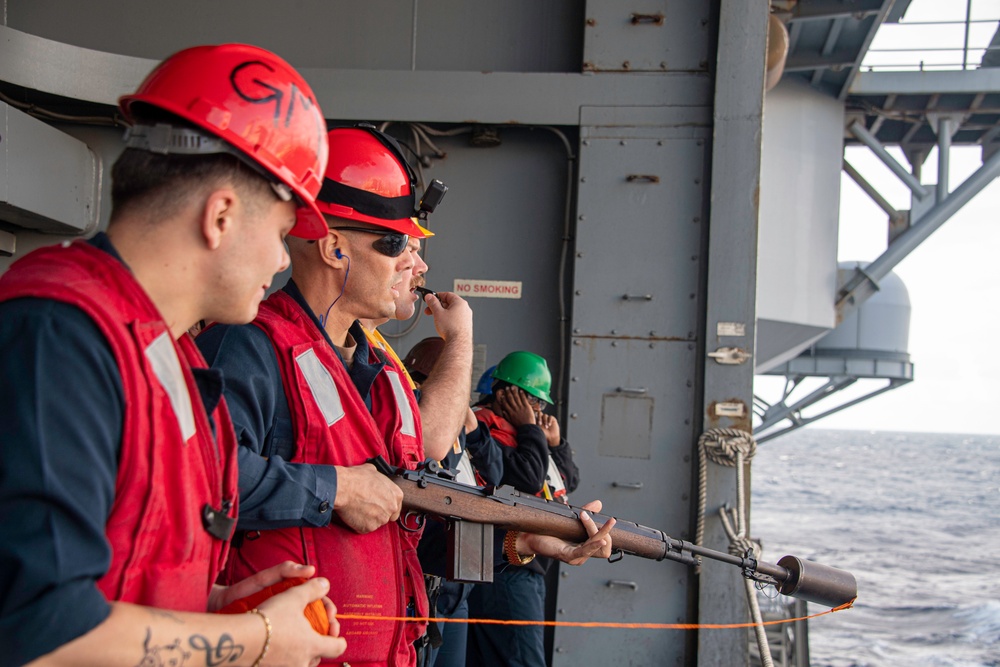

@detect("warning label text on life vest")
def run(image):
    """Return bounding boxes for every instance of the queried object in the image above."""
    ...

[453,279,522,299]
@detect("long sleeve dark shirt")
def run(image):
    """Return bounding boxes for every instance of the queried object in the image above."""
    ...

[195,280,385,531]
[0,234,224,666]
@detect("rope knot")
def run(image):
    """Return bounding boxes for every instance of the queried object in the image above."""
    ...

[726,535,761,559]
[698,427,757,466]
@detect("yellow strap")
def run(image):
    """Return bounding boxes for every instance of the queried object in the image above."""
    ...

[363,327,417,390]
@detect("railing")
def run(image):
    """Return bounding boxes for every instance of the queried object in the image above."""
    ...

[861,0,1000,72]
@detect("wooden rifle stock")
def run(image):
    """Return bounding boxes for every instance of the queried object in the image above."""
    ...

[372,457,857,607]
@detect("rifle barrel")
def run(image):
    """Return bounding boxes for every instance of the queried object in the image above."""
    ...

[382,461,857,607]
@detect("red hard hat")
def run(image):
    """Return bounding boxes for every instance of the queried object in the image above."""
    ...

[119,43,329,240]
[309,126,433,238]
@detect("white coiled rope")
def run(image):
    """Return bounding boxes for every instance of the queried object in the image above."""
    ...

[696,428,772,667]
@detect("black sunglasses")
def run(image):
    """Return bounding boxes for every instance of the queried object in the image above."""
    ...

[330,227,409,258]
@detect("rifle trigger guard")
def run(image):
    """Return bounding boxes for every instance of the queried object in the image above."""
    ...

[608,548,624,564]
[399,510,426,532]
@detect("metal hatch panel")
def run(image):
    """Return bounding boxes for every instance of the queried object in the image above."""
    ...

[556,336,697,666]
[582,0,712,73]
[572,122,708,340]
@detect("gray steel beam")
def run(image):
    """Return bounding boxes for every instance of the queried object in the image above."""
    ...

[811,18,845,86]
[851,68,1000,95]
[937,116,952,202]
[756,378,907,443]
[837,147,1000,318]
[0,24,152,104]
[307,70,712,125]
[842,159,905,224]
[784,51,857,73]
[755,376,857,432]
[849,121,932,200]
[697,0,767,664]
[0,24,712,126]
[834,0,894,100]
[790,0,884,22]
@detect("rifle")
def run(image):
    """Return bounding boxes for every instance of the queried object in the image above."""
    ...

[371,456,856,608]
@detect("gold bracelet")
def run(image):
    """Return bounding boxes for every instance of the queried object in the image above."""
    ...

[503,530,535,566]
[247,608,271,667]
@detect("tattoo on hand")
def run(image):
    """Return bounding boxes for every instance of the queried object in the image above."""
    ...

[135,629,190,667]
[134,629,244,667]
[189,633,245,666]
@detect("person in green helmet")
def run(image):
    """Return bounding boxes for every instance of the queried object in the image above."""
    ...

[467,351,580,667]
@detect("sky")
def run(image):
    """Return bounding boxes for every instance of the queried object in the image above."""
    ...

[754,0,1000,436]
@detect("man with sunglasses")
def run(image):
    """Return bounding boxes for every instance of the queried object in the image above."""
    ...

[198,126,611,667]
[361,232,479,464]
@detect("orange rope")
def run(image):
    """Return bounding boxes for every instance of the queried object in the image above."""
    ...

[335,598,855,631]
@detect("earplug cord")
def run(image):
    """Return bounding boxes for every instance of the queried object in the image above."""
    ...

[318,256,350,328]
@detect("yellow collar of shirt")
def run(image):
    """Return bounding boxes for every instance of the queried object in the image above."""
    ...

[363,326,417,390]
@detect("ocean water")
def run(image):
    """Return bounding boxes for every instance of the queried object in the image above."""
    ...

[752,429,1000,667]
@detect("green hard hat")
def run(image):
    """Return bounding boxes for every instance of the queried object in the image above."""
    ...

[492,351,553,405]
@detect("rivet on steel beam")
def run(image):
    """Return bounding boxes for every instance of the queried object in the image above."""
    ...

[611,341,618,347]
[573,340,582,346]
[611,329,617,335]
[586,18,596,26]
[573,328,581,334]
[575,290,581,296]
[571,376,579,382]
[578,214,586,220]
[571,413,579,419]
[622,61,631,70]
[576,251,584,258]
